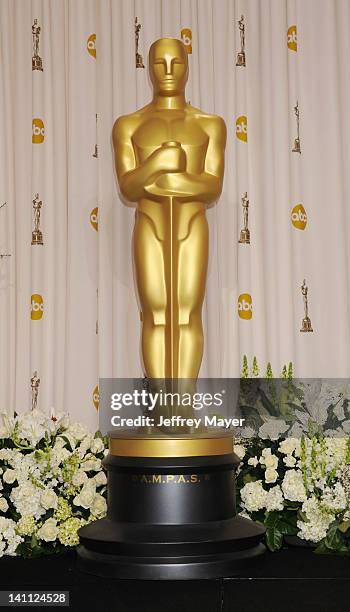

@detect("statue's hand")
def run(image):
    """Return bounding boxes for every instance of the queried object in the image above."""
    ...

[148,144,186,174]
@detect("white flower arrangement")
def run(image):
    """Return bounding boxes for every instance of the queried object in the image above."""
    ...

[237,435,350,553]
[1,406,349,558]
[0,410,108,558]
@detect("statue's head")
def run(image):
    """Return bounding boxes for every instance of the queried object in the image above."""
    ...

[149,38,188,96]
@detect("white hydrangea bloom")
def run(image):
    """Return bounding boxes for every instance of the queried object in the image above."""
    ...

[297,497,335,543]
[240,480,267,512]
[321,483,347,513]
[281,470,307,502]
[0,518,23,557]
[10,482,45,519]
[265,485,284,511]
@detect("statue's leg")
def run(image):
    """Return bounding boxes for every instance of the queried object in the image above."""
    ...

[176,210,208,379]
[133,211,167,378]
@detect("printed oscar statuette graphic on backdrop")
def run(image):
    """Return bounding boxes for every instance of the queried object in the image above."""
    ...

[32,19,43,71]
[31,294,44,320]
[92,385,99,410]
[135,18,145,68]
[238,192,250,244]
[287,25,297,52]
[92,114,98,158]
[236,115,247,141]
[90,207,98,231]
[181,28,192,54]
[292,101,301,154]
[300,279,313,332]
[31,193,44,245]
[77,37,265,579]
[291,204,307,230]
[236,15,246,67]
[32,118,45,144]
[87,33,96,59]
[238,293,252,319]
[31,371,40,411]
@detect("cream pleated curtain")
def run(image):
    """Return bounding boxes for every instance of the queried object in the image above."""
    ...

[1,0,350,429]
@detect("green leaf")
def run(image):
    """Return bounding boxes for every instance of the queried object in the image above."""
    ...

[264,511,298,551]
[242,473,257,484]
[319,524,350,555]
[314,541,330,555]
[266,526,283,551]
[265,511,297,535]
[258,389,278,416]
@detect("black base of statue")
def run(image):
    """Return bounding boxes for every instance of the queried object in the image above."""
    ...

[78,447,265,580]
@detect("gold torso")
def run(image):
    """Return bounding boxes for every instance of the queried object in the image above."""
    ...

[113,38,226,380]
[135,106,208,240]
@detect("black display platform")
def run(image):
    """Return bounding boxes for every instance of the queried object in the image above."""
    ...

[78,447,265,579]
[0,548,349,611]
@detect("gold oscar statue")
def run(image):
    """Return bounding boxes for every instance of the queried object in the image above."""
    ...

[238,191,250,244]
[300,279,313,332]
[78,38,265,580]
[236,15,246,67]
[30,371,40,411]
[292,100,301,154]
[113,37,226,380]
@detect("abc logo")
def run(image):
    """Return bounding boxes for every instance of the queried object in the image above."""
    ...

[291,204,307,230]
[87,33,96,58]
[93,385,99,411]
[90,206,98,231]
[238,293,252,320]
[287,25,297,52]
[236,116,247,142]
[32,118,45,144]
[31,294,44,320]
[181,28,192,54]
